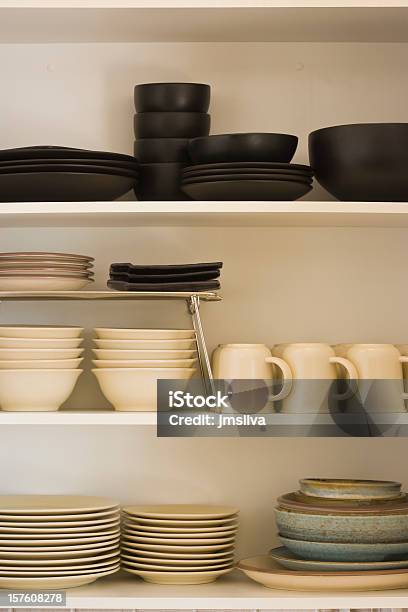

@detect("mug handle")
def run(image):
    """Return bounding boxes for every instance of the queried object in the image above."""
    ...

[329,356,359,401]
[265,357,293,401]
[399,356,408,400]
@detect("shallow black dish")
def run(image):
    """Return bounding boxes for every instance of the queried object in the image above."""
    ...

[182,173,312,185]
[0,146,136,164]
[182,179,312,201]
[108,279,220,292]
[110,270,220,283]
[182,167,312,180]
[134,138,189,163]
[136,163,188,201]
[134,112,210,139]
[309,123,408,201]
[0,163,138,178]
[110,262,223,275]
[188,133,298,164]
[0,157,139,171]
[134,83,210,113]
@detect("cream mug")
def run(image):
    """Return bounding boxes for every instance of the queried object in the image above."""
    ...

[269,343,357,414]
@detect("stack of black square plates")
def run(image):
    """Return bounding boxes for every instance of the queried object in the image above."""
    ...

[108,262,222,292]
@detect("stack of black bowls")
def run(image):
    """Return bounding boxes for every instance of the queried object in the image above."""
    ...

[133,83,211,200]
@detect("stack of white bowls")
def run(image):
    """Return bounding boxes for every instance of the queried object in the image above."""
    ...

[121,504,239,584]
[0,495,120,589]
[0,252,94,291]
[92,328,198,411]
[0,326,83,411]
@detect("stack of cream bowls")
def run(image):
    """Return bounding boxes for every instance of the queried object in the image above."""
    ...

[121,504,239,584]
[0,252,94,291]
[0,495,120,589]
[92,328,198,411]
[0,326,84,411]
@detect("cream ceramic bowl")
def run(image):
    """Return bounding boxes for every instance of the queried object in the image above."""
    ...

[94,329,195,340]
[0,369,82,411]
[92,359,197,369]
[93,368,196,411]
[0,338,83,349]
[0,359,83,370]
[0,327,83,339]
[0,348,84,360]
[94,339,196,350]
[93,349,197,360]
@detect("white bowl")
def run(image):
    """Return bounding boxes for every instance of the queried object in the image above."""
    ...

[93,349,197,360]
[0,278,93,291]
[0,359,83,369]
[94,339,196,350]
[0,337,83,349]
[0,348,84,360]
[0,327,83,339]
[92,359,197,369]
[0,370,83,411]
[94,329,196,340]
[93,368,196,412]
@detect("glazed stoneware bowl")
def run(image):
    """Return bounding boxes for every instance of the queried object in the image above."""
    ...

[275,506,408,543]
[309,123,408,201]
[188,133,298,164]
[134,83,210,113]
[279,535,408,562]
[299,478,401,501]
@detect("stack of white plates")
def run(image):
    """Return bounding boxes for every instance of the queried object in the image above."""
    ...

[0,326,84,411]
[121,504,239,584]
[0,252,94,291]
[92,329,198,411]
[0,496,120,589]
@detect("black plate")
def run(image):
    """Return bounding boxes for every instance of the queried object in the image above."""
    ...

[183,162,312,173]
[0,146,136,164]
[0,172,136,202]
[110,270,220,283]
[0,157,139,171]
[0,163,138,178]
[182,173,312,185]
[182,167,312,179]
[110,262,223,275]
[182,179,312,201]
[108,279,220,292]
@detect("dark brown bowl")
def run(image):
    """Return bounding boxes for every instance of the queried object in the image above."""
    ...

[134,83,210,113]
[134,113,210,139]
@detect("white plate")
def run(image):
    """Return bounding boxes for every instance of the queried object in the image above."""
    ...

[123,505,239,519]
[121,545,234,560]
[93,349,197,360]
[94,339,196,350]
[122,565,232,584]
[92,358,197,369]
[0,277,92,291]
[0,348,84,360]
[122,533,236,546]
[0,358,83,369]
[0,566,117,589]
[123,526,237,539]
[0,327,83,339]
[121,539,234,553]
[95,328,196,340]
[0,508,118,522]
[121,555,234,570]
[125,515,238,528]
[0,562,120,577]
[0,252,94,262]
[237,555,408,592]
[124,520,238,533]
[0,496,118,514]
[0,544,119,559]
[0,337,83,349]
[0,536,120,551]
[0,519,120,533]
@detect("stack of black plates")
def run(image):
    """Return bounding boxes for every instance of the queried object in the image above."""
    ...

[181,162,313,201]
[108,262,222,292]
[0,146,138,201]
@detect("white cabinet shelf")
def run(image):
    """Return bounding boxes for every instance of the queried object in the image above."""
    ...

[0,1,408,42]
[1,201,408,227]
[63,569,408,609]
[0,411,157,425]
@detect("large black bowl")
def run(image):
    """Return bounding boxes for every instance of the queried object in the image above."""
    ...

[188,133,298,164]
[309,123,408,201]
[134,112,210,139]
[134,83,210,113]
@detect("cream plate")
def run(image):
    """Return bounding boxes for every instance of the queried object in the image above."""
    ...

[0,261,92,270]
[0,270,92,278]
[0,558,120,573]
[123,526,237,539]
[0,278,93,291]
[121,545,234,560]
[0,508,118,522]
[0,537,120,552]
[0,567,116,590]
[95,328,196,340]
[0,338,83,349]
[122,533,235,546]
[121,537,234,552]
[237,555,408,592]
[124,515,238,527]
[0,548,119,562]
[0,496,118,514]
[124,520,238,533]
[0,327,83,339]
[123,505,239,519]
[94,339,196,350]
[122,565,232,584]
[0,562,120,577]
[0,527,120,540]
[0,533,120,546]
[0,252,94,262]
[93,349,197,360]
[92,358,198,369]
[0,519,120,533]
[0,550,119,566]
[121,556,234,570]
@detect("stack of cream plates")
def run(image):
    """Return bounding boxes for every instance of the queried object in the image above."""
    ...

[0,252,94,291]
[0,326,84,411]
[0,496,120,589]
[121,504,239,584]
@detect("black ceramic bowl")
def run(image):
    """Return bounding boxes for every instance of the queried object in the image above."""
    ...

[135,163,189,201]
[134,83,210,113]
[134,138,189,162]
[188,133,298,164]
[134,113,210,139]
[309,123,408,201]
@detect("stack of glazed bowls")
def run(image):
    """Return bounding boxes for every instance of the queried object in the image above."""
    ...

[134,83,211,200]
[0,495,120,589]
[92,328,198,411]
[0,326,83,411]
[121,504,239,584]
[183,133,313,200]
